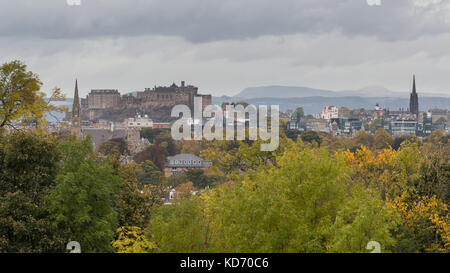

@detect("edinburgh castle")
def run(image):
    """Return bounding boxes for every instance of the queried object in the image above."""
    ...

[78,81,212,122]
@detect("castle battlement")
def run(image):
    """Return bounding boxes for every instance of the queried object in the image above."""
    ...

[80,81,212,122]
[90,89,120,94]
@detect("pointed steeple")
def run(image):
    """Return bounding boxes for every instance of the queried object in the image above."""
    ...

[71,79,82,138]
[72,79,81,118]
[74,79,79,102]
[409,74,419,117]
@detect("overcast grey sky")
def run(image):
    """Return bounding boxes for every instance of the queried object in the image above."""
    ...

[1,0,450,97]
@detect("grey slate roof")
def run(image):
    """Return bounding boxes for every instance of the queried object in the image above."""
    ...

[165,154,212,168]
[81,128,127,149]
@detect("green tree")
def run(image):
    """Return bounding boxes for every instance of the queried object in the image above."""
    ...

[374,128,393,150]
[300,131,322,146]
[180,140,206,156]
[353,130,374,148]
[147,144,395,253]
[0,132,66,252]
[147,197,208,252]
[116,164,164,228]
[174,182,196,200]
[392,135,415,151]
[167,172,189,188]
[136,160,163,185]
[98,138,129,156]
[185,169,209,189]
[285,129,301,141]
[140,128,168,143]
[200,137,292,177]
[46,137,120,253]
[154,136,179,156]
[369,118,383,133]
[417,144,450,205]
[134,145,169,170]
[293,107,304,120]
[426,130,447,145]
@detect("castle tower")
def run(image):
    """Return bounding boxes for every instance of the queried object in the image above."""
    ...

[71,79,82,138]
[409,75,419,118]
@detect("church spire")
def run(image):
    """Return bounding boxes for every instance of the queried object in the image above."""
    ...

[74,79,79,101]
[72,79,81,118]
[409,74,419,118]
[71,79,82,138]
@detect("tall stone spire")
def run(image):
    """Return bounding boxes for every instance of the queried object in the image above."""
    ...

[409,75,419,117]
[72,79,81,118]
[71,79,82,138]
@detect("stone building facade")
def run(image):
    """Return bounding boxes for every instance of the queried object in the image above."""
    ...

[136,81,210,108]
[81,126,147,155]
[87,89,121,109]
[80,81,212,122]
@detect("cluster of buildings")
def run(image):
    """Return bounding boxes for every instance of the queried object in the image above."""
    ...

[69,80,191,155]
[286,76,449,137]
[77,81,212,122]
[65,80,213,155]
[68,79,216,204]
[65,75,448,157]
[63,79,211,154]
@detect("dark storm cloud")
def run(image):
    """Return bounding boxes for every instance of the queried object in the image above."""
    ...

[0,0,449,42]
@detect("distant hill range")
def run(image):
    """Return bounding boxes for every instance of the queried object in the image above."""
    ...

[234,85,449,99]
[212,85,450,115]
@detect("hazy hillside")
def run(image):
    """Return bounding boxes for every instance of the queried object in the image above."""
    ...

[57,93,450,121]
[235,85,450,99]
[213,96,450,115]
[235,86,336,99]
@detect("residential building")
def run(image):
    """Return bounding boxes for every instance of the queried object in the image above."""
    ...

[317,106,339,120]
[127,115,153,128]
[164,154,212,177]
[389,118,417,136]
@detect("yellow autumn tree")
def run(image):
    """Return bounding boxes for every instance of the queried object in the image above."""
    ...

[343,142,420,200]
[112,226,156,253]
[387,193,449,253]
[0,61,60,129]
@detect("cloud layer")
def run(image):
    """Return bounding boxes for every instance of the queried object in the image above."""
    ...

[1,0,450,42]
[1,0,450,97]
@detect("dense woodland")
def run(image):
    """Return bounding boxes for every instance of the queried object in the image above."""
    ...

[0,61,449,253]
